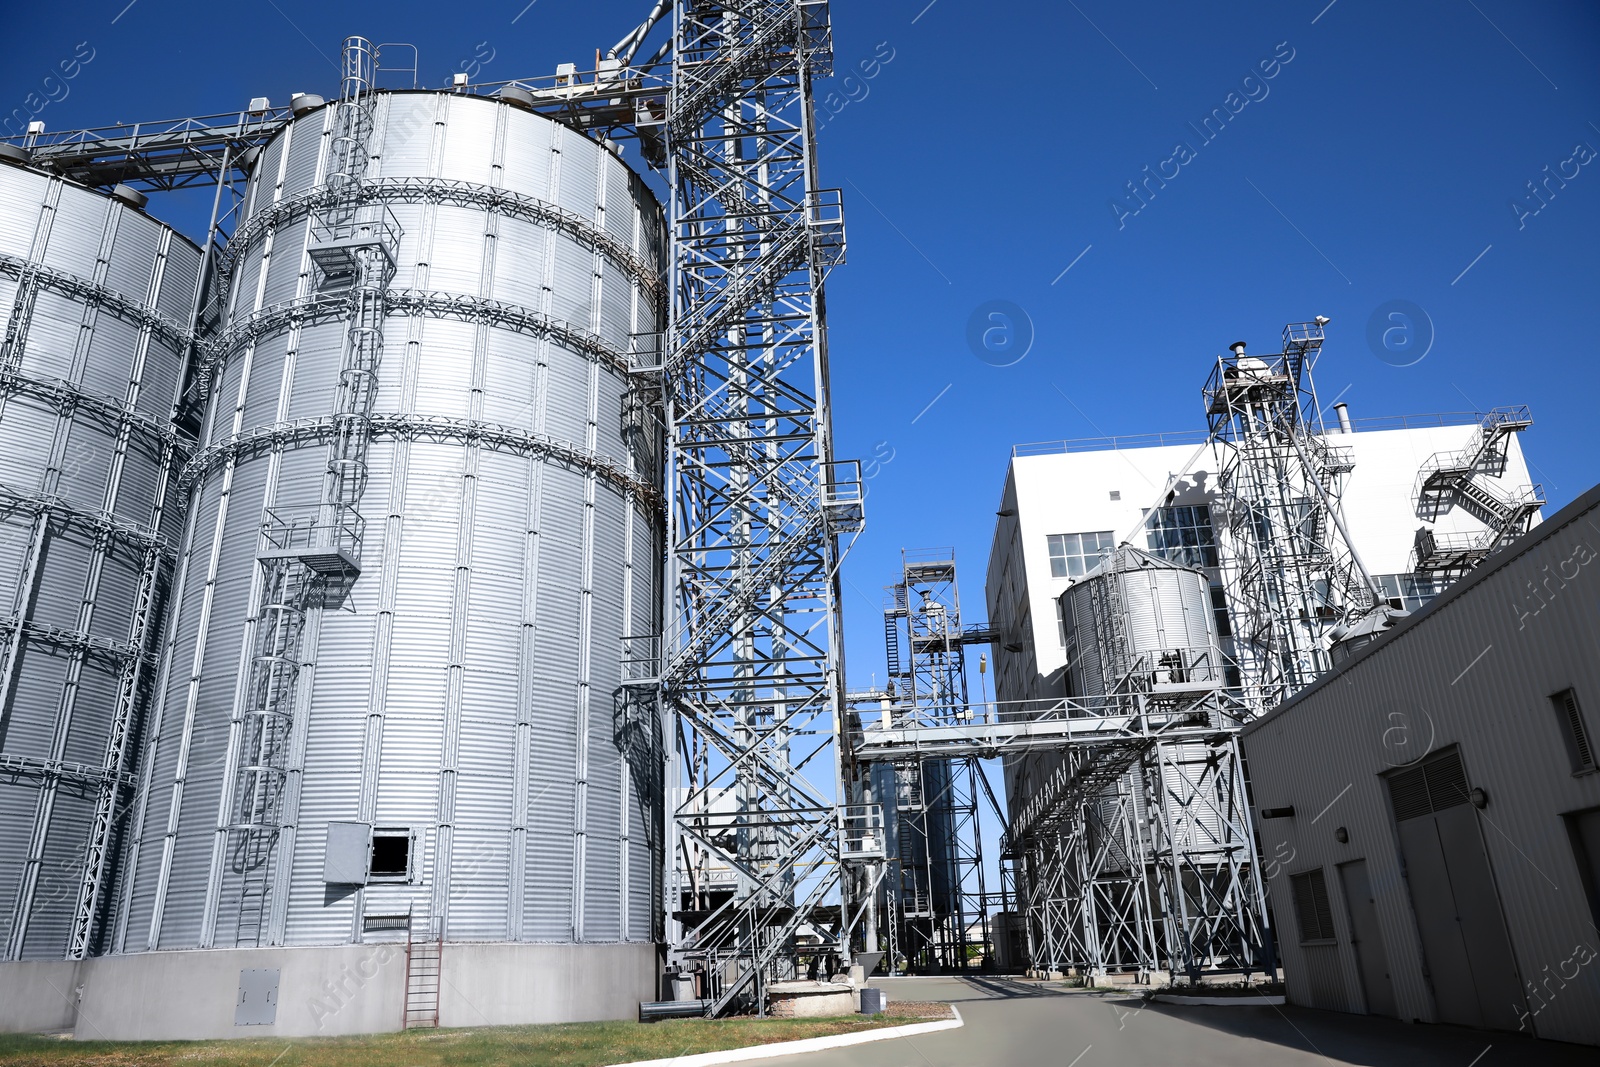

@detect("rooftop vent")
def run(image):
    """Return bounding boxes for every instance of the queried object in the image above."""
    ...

[290,93,326,116]
[497,85,535,111]
[110,183,149,210]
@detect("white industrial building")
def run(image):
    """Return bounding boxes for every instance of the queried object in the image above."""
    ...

[1240,482,1600,1046]
[986,411,1540,807]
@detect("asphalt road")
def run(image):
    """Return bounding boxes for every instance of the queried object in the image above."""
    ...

[740,976,1600,1066]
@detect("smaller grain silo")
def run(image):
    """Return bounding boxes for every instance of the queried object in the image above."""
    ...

[1057,545,1268,981]
[1059,545,1226,855]
[1059,545,1223,702]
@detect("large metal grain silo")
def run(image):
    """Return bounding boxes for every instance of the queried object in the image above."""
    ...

[0,159,199,960]
[117,75,665,989]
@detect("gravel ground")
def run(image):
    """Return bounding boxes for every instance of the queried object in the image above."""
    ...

[876,1001,956,1020]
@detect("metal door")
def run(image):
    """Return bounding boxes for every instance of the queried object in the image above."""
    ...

[1338,859,1397,1018]
[1432,804,1524,1030]
[1390,750,1525,1031]
[1397,816,1480,1025]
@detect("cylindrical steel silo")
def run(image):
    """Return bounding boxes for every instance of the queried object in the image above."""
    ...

[117,88,665,955]
[1060,547,1220,700]
[1060,547,1224,852]
[0,160,200,959]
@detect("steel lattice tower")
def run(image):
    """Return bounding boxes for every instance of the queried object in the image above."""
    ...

[879,550,992,973]
[655,0,863,1015]
[1204,321,1379,708]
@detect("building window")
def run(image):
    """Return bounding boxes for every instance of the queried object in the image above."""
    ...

[1055,597,1069,648]
[369,829,414,882]
[1289,868,1336,943]
[1047,531,1114,578]
[1375,573,1446,612]
[1553,689,1596,775]
[1146,506,1219,568]
[1209,584,1232,637]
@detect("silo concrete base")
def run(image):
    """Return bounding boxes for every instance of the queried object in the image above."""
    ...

[0,941,659,1040]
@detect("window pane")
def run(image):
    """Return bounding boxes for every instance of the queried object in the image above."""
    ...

[1046,530,1114,579]
[1146,506,1217,568]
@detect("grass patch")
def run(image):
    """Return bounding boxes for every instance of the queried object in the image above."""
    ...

[0,1012,944,1067]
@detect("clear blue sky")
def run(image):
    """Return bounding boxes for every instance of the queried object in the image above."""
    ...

[7,0,1597,689]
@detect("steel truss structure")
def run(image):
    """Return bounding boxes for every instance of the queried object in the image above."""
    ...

[640,0,866,1017]
[996,547,1273,984]
[875,550,993,973]
[1204,322,1379,707]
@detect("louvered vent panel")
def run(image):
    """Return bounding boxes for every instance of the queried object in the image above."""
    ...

[1291,868,1335,942]
[1424,750,1470,811]
[1555,689,1595,772]
[1388,765,1431,821]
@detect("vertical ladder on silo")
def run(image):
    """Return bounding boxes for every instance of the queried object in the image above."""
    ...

[225,37,394,947]
[403,919,443,1029]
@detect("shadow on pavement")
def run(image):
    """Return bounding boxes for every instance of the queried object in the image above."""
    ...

[1141,998,1600,1066]
[951,975,1073,1000]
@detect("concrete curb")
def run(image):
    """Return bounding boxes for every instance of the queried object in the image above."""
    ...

[608,1005,964,1067]
[1152,994,1287,1007]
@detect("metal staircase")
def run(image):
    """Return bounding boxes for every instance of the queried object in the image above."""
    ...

[656,0,868,1017]
[1413,407,1540,576]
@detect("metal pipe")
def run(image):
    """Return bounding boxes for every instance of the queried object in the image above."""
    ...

[1333,402,1353,434]
[609,0,672,63]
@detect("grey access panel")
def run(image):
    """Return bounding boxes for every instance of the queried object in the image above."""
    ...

[323,821,373,884]
[235,968,280,1025]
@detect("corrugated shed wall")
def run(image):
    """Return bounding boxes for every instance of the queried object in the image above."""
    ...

[0,162,198,959]
[118,91,664,953]
[1241,486,1600,1045]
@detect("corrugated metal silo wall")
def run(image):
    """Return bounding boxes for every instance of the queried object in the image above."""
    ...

[1240,490,1600,1044]
[117,91,665,953]
[0,163,198,959]
[1040,566,1223,853]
